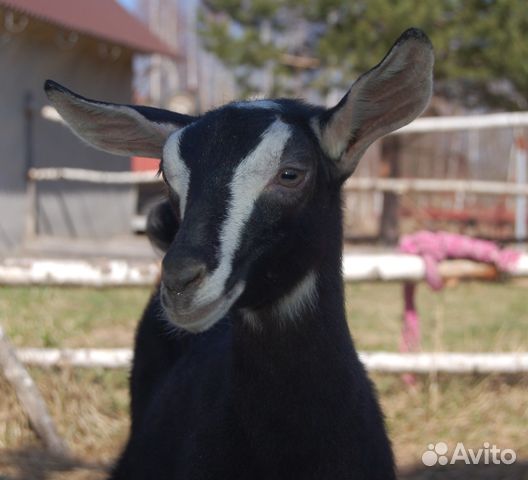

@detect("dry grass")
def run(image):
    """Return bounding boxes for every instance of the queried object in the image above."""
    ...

[0,282,527,479]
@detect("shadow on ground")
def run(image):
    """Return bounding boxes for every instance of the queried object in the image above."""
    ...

[401,459,528,479]
[0,447,108,480]
[1,447,527,479]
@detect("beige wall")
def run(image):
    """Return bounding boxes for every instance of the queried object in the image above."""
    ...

[0,12,137,251]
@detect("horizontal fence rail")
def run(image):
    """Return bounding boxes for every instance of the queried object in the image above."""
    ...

[28,167,161,184]
[0,257,160,287]
[14,347,528,373]
[344,177,528,196]
[28,168,528,197]
[1,254,527,286]
[358,352,528,374]
[395,111,528,134]
[43,105,528,134]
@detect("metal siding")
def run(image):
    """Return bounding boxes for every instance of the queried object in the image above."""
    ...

[0,24,136,251]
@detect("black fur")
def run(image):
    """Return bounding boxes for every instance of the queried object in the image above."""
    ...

[111,102,396,478]
[45,30,434,478]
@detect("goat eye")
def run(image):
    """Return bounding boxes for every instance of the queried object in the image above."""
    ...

[277,168,305,188]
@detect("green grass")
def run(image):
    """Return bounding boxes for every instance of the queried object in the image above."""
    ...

[0,286,151,348]
[0,282,527,479]
[1,281,526,352]
[345,281,528,352]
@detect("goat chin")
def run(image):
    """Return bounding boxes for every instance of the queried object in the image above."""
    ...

[160,282,245,333]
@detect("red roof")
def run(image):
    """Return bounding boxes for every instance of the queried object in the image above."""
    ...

[0,0,177,57]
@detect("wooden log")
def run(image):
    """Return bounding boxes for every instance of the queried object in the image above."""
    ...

[17,348,132,368]
[395,111,528,134]
[0,257,160,287]
[359,352,528,374]
[15,347,528,374]
[27,166,528,196]
[1,254,527,286]
[28,167,161,184]
[342,254,528,282]
[0,325,70,457]
[344,177,528,196]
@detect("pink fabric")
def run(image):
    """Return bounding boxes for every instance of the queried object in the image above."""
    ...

[397,231,521,385]
[399,231,521,291]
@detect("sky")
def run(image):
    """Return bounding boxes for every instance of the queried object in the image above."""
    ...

[117,0,136,13]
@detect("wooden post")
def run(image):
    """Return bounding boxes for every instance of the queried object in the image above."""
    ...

[0,325,70,457]
[24,91,37,240]
[514,133,527,241]
[25,177,37,239]
[379,136,401,245]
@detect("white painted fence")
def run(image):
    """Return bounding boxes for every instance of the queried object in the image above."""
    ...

[13,347,528,374]
[2,254,527,286]
[2,253,527,373]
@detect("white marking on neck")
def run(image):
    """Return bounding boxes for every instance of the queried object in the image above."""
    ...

[240,270,318,328]
[163,129,189,218]
[194,119,292,306]
[273,270,318,321]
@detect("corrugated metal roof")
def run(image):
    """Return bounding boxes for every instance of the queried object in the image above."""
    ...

[0,0,177,57]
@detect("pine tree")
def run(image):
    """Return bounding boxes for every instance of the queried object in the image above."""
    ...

[200,0,528,109]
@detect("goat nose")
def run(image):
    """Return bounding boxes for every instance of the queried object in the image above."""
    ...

[163,258,207,293]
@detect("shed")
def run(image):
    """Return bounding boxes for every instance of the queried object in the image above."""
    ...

[0,0,175,252]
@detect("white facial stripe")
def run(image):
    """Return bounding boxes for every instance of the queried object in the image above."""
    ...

[195,119,292,306]
[163,130,190,218]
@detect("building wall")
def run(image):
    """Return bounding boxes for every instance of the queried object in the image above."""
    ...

[0,13,136,252]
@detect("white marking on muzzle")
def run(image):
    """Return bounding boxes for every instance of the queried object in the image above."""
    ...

[195,119,292,306]
[163,129,190,218]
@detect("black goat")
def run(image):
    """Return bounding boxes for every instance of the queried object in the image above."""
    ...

[45,28,433,479]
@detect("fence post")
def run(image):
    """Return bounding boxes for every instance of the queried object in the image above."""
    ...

[25,174,37,239]
[514,133,527,241]
[24,92,37,240]
[379,136,401,245]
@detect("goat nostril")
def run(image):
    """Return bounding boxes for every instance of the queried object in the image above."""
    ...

[182,265,206,289]
[164,262,206,294]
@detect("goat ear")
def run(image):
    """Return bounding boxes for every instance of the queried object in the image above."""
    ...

[44,80,195,158]
[313,28,433,179]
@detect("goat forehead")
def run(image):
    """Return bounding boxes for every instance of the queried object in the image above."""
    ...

[163,115,294,210]
[183,107,277,168]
